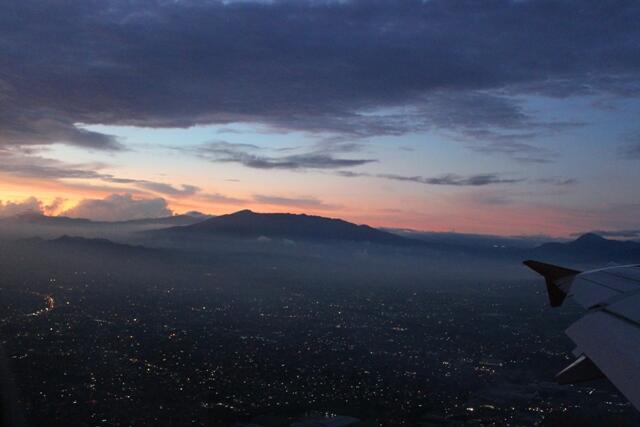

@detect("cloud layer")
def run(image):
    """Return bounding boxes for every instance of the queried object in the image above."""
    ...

[196,141,375,170]
[63,194,172,221]
[253,194,338,210]
[0,197,43,217]
[337,171,525,186]
[1,0,639,159]
[0,151,203,197]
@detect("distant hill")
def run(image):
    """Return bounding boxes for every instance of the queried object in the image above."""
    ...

[118,213,211,226]
[0,212,94,226]
[385,228,553,249]
[4,211,639,264]
[528,233,640,263]
[0,212,210,239]
[0,212,208,227]
[49,235,154,252]
[16,235,161,257]
[4,235,192,283]
[163,209,422,246]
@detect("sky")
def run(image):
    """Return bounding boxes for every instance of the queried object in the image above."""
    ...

[1,0,639,237]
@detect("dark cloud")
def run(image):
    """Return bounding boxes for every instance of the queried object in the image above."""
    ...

[0,153,108,180]
[537,177,578,186]
[0,151,202,197]
[378,173,524,186]
[63,194,172,221]
[337,171,524,186]
[0,111,123,150]
[196,141,375,170]
[467,192,515,206]
[1,0,638,154]
[235,154,373,170]
[253,195,338,210]
[466,139,554,164]
[455,119,583,162]
[335,171,365,178]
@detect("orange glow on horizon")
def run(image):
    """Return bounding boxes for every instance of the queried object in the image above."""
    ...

[0,174,622,238]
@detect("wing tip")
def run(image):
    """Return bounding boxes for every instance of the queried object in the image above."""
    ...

[555,354,604,385]
[523,260,580,307]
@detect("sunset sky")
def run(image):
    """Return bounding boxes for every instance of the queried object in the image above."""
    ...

[1,0,639,236]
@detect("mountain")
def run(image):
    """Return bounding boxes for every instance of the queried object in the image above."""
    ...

[48,235,155,252]
[0,212,208,227]
[3,235,193,284]
[529,233,640,263]
[16,235,161,256]
[163,209,422,246]
[0,212,210,239]
[118,213,211,226]
[0,212,94,226]
[385,228,554,250]
[6,211,638,264]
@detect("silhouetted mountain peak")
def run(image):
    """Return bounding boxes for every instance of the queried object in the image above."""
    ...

[14,211,45,220]
[531,232,640,263]
[167,210,422,246]
[574,233,606,243]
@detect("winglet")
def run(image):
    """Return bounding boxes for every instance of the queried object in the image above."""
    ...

[523,260,580,307]
[555,354,604,385]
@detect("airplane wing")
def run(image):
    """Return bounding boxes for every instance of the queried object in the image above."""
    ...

[524,260,640,410]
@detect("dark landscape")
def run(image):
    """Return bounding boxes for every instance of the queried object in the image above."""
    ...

[1,211,639,426]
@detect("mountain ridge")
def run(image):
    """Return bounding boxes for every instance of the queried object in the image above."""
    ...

[162,209,424,246]
[529,232,640,263]
[2,210,639,263]
[0,212,210,226]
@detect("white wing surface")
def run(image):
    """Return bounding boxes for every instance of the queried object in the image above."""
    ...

[524,260,640,410]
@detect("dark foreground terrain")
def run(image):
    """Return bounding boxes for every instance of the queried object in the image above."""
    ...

[0,233,638,426]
